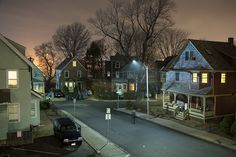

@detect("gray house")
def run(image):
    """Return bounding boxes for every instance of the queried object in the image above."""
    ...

[0,34,41,146]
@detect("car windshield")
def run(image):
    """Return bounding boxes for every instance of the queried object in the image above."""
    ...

[61,125,76,131]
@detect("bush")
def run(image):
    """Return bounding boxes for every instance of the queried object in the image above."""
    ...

[40,99,52,110]
[230,120,236,136]
[220,116,234,134]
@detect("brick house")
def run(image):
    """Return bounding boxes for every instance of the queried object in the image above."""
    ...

[161,38,236,121]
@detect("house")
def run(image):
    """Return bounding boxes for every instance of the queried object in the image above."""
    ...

[161,37,236,121]
[56,57,87,93]
[0,34,41,146]
[106,53,157,96]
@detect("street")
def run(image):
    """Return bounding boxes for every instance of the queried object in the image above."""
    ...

[55,100,236,157]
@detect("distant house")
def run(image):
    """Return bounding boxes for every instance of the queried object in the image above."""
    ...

[30,61,45,95]
[0,34,41,146]
[56,57,87,93]
[161,38,236,121]
[106,53,157,96]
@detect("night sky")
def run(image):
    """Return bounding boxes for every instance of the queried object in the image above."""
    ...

[0,0,236,56]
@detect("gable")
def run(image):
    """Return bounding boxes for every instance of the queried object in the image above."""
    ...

[173,42,213,70]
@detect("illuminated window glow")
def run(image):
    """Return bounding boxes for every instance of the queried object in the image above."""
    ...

[221,73,226,83]
[73,61,76,67]
[201,73,208,83]
[7,70,18,88]
[192,73,198,83]
[129,83,135,91]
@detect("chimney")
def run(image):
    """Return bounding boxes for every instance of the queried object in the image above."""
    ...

[228,37,234,46]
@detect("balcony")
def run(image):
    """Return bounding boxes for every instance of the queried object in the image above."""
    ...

[0,89,11,103]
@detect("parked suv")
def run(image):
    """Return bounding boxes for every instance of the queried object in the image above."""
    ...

[53,117,82,146]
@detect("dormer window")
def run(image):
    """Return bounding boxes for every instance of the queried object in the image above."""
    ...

[221,73,226,83]
[115,62,120,68]
[73,61,77,67]
[201,73,208,83]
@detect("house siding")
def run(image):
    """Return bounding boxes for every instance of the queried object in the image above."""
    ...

[0,39,32,139]
[174,42,212,70]
[214,72,236,94]
[215,96,236,115]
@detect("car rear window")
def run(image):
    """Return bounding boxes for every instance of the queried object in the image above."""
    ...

[61,125,76,131]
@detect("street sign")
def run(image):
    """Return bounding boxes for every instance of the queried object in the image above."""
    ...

[116,89,123,96]
[105,113,111,120]
[106,108,110,114]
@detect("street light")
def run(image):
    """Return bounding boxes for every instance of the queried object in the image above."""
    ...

[132,60,150,116]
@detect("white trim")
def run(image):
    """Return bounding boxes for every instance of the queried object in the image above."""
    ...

[6,69,19,89]
[7,103,20,123]
[31,100,37,118]
[64,70,69,78]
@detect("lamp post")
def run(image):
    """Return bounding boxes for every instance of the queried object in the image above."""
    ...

[132,60,149,116]
[145,65,149,116]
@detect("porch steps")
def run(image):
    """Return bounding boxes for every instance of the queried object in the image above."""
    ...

[175,112,185,120]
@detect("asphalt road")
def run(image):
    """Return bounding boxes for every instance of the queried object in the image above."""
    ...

[55,100,236,157]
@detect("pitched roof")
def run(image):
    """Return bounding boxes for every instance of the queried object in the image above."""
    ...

[0,33,35,69]
[190,39,236,70]
[56,56,87,71]
[162,39,236,71]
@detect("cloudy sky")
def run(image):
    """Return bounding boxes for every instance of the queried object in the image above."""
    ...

[0,0,236,56]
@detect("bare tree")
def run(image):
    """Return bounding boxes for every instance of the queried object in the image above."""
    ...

[53,22,90,58]
[156,28,189,59]
[89,0,136,58]
[90,0,175,64]
[34,42,62,87]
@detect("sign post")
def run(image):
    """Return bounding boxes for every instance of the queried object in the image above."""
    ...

[105,108,111,144]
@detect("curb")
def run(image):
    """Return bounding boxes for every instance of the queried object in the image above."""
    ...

[115,109,236,152]
[59,110,131,157]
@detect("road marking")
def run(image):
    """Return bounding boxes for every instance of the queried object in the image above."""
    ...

[12,147,59,155]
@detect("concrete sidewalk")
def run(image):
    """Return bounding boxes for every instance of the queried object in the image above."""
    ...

[61,110,131,157]
[115,108,236,152]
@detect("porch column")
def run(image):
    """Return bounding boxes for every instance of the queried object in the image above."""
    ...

[174,93,177,103]
[187,95,190,109]
[203,97,206,123]
[162,91,165,108]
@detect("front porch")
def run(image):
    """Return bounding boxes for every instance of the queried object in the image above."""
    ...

[163,91,215,121]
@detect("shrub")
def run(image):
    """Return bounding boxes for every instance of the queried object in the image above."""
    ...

[40,99,52,110]
[220,116,234,134]
[230,120,236,136]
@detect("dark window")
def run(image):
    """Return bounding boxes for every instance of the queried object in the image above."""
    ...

[175,72,180,81]
[185,51,189,60]
[190,51,195,60]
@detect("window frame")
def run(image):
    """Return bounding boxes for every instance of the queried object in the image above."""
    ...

[175,72,180,81]
[77,70,82,78]
[201,73,208,84]
[7,70,19,89]
[31,100,37,118]
[72,60,77,67]
[221,73,226,83]
[115,62,120,69]
[192,73,198,83]
[64,70,69,78]
[185,51,189,60]
[8,103,20,123]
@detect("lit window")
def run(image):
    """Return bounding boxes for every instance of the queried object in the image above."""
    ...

[64,70,69,78]
[65,82,68,87]
[221,73,226,83]
[192,73,198,83]
[8,104,20,122]
[129,83,135,91]
[73,61,77,67]
[107,71,111,77]
[201,73,208,83]
[7,70,18,88]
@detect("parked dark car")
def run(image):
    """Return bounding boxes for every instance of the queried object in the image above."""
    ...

[54,90,65,98]
[53,117,82,146]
